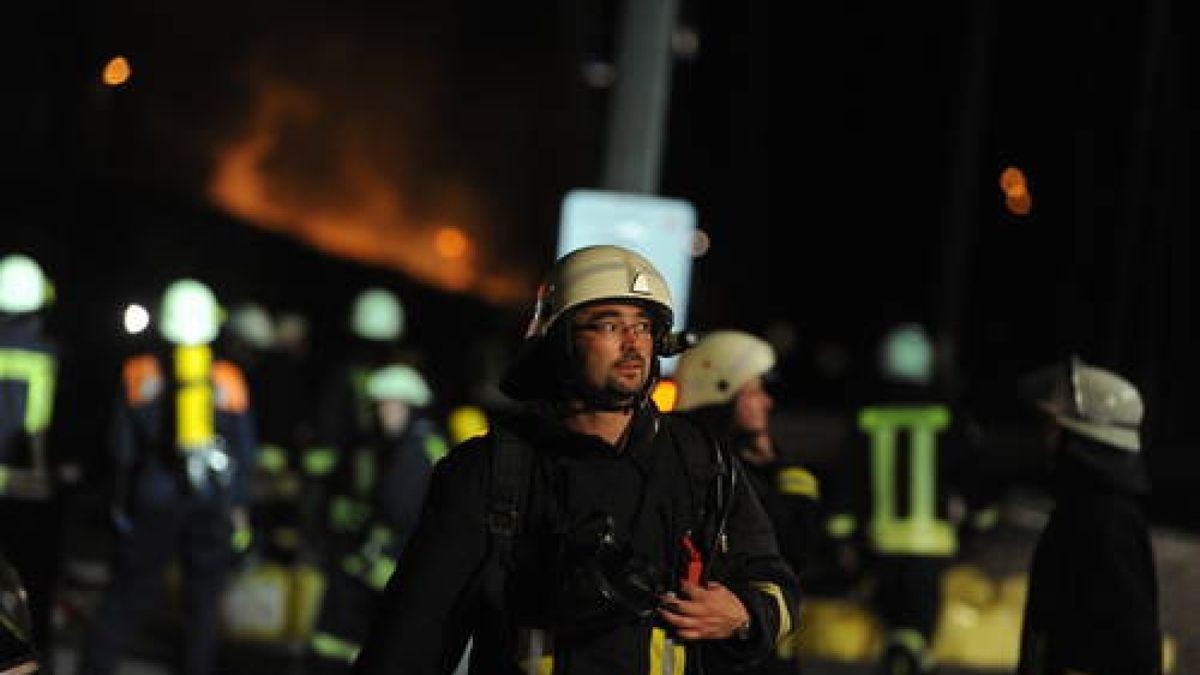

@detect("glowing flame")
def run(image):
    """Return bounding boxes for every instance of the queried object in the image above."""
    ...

[208,78,531,306]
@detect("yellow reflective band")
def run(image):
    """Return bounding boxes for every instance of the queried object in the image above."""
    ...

[0,466,8,494]
[366,557,397,591]
[424,434,449,464]
[0,348,56,434]
[304,447,337,476]
[826,513,858,539]
[329,497,370,532]
[752,582,793,644]
[870,519,956,556]
[257,445,288,473]
[777,467,820,499]
[649,627,686,675]
[231,526,253,553]
[775,630,796,659]
[310,631,360,663]
[516,628,554,675]
[858,405,954,555]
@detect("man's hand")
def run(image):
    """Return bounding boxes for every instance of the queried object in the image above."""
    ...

[658,580,750,641]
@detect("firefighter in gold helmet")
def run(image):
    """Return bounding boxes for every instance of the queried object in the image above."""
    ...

[1015,356,1162,675]
[0,253,63,670]
[674,329,820,674]
[79,279,258,675]
[354,244,800,674]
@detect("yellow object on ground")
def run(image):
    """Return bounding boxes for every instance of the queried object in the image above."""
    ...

[795,597,882,662]
[219,562,327,645]
[931,564,1025,669]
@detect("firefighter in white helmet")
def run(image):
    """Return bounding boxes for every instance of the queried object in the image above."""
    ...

[80,278,258,675]
[674,329,820,673]
[306,363,446,673]
[355,244,800,674]
[825,321,989,675]
[307,287,412,490]
[1015,355,1162,674]
[0,253,64,668]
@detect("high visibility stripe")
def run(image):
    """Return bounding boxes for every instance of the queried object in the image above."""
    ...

[212,360,249,412]
[777,467,819,499]
[304,447,338,476]
[424,434,449,464]
[826,513,857,539]
[752,582,793,644]
[649,627,686,675]
[516,628,554,675]
[175,346,214,449]
[310,631,361,663]
[858,406,956,556]
[257,444,288,473]
[0,348,56,433]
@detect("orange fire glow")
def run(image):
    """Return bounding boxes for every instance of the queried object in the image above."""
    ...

[208,79,530,306]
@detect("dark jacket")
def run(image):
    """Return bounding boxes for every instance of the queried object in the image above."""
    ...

[112,345,258,511]
[353,405,800,675]
[1016,435,1162,675]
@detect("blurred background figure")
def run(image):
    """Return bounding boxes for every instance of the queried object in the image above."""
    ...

[0,253,65,670]
[673,329,821,674]
[826,321,989,675]
[78,278,258,675]
[304,363,443,673]
[303,287,410,535]
[1016,356,1162,675]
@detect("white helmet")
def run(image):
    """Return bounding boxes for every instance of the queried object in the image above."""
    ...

[228,303,276,349]
[159,279,221,346]
[351,287,405,342]
[675,330,776,411]
[523,244,674,338]
[0,254,50,313]
[501,244,675,401]
[879,322,934,385]
[366,364,431,407]
[1021,355,1144,452]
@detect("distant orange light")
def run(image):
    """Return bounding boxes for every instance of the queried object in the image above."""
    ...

[999,166,1032,216]
[433,226,469,260]
[102,56,132,87]
[651,378,678,412]
[999,166,1026,194]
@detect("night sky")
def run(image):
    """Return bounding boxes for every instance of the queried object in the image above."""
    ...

[2,1,1197,525]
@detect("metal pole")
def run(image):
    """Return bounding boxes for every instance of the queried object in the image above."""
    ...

[602,0,681,193]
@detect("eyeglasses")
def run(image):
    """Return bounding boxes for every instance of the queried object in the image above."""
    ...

[572,319,655,339]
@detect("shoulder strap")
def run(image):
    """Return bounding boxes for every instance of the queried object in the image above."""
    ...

[485,424,533,566]
[661,414,737,556]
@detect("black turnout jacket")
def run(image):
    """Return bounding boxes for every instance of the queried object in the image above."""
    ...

[353,404,800,674]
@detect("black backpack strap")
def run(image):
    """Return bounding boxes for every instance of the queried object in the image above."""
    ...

[485,424,533,567]
[661,414,738,559]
